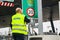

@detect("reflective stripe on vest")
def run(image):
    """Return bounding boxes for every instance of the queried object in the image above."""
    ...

[12,28,27,32]
[12,24,26,26]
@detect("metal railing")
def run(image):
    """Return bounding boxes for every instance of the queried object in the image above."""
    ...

[0,35,13,40]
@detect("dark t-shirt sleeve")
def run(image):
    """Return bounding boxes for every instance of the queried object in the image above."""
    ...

[24,16,30,23]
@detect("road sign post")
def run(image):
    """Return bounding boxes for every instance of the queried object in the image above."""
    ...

[22,0,43,35]
[59,1,60,20]
[37,0,43,35]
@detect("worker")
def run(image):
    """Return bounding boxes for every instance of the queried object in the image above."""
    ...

[10,7,30,40]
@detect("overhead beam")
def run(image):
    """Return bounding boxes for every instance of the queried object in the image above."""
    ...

[42,1,58,8]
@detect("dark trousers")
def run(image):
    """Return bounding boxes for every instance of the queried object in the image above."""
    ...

[12,33,25,40]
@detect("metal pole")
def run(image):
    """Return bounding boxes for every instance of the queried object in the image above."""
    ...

[28,17,32,40]
[37,0,43,35]
[59,1,60,20]
[22,0,23,10]
[50,7,55,33]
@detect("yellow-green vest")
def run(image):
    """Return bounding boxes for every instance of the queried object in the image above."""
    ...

[11,13,28,35]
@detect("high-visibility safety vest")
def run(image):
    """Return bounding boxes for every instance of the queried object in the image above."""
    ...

[11,13,28,35]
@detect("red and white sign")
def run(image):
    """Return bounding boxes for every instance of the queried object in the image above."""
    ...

[0,2,14,7]
[27,8,34,17]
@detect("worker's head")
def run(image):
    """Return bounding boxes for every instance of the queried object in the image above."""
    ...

[16,7,22,14]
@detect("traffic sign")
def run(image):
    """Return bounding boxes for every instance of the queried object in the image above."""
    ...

[26,8,34,17]
[22,0,38,18]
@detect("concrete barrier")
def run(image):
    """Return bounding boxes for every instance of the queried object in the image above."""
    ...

[29,35,60,40]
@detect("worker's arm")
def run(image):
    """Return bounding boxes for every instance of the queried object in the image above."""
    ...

[24,16,30,24]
